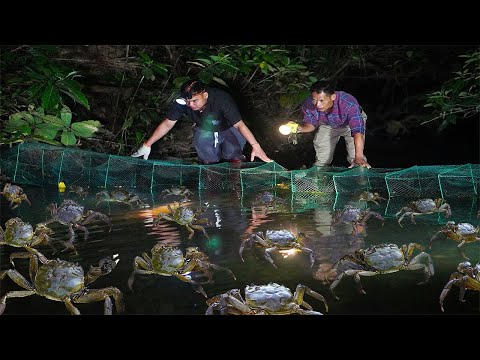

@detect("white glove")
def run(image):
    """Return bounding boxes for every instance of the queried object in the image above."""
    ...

[131,143,151,160]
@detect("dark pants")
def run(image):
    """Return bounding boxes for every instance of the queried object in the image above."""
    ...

[194,127,246,164]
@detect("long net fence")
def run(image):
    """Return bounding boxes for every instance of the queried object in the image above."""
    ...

[1,142,478,218]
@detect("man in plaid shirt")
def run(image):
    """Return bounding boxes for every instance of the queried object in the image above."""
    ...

[297,80,370,168]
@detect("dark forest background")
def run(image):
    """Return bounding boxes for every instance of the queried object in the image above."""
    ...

[1,45,478,169]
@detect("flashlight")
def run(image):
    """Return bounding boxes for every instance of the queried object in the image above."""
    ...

[279,125,292,135]
[279,121,300,135]
[279,121,300,145]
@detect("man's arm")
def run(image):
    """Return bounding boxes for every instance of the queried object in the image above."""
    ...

[144,118,177,147]
[351,132,371,169]
[132,118,177,159]
[233,120,272,162]
[297,123,316,133]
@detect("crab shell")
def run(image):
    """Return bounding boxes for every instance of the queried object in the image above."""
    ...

[362,244,404,271]
[245,283,294,312]
[151,245,186,274]
[34,259,85,300]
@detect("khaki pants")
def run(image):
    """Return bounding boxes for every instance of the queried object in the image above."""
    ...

[313,110,367,167]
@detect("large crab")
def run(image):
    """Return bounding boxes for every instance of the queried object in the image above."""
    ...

[357,191,386,205]
[0,183,31,209]
[153,203,210,239]
[239,229,315,268]
[205,282,329,315]
[128,244,235,297]
[96,188,147,208]
[161,185,194,201]
[439,261,480,312]
[429,221,480,260]
[396,198,451,227]
[41,199,111,252]
[329,243,434,299]
[0,249,124,315]
[331,205,384,240]
[0,217,55,256]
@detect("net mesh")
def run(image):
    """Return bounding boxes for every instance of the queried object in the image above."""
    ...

[1,142,477,216]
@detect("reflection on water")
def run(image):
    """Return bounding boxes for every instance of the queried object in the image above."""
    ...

[0,185,479,315]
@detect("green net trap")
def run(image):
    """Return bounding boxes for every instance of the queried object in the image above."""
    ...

[1,142,478,215]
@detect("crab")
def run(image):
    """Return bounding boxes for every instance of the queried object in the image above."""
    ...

[96,188,147,208]
[329,243,435,299]
[395,198,451,227]
[0,217,55,256]
[161,185,194,201]
[439,261,480,312]
[205,282,329,315]
[153,203,210,239]
[357,191,386,205]
[331,205,384,240]
[67,185,89,198]
[239,229,315,268]
[253,191,287,207]
[128,244,235,297]
[429,221,480,260]
[0,249,124,315]
[0,183,31,209]
[41,199,111,252]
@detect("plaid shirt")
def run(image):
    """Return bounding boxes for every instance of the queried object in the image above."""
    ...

[301,91,365,135]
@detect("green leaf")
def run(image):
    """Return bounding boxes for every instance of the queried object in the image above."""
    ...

[60,109,72,126]
[142,68,155,81]
[212,77,228,87]
[34,123,62,139]
[59,79,90,110]
[71,120,102,138]
[27,83,45,98]
[41,85,60,110]
[198,71,213,84]
[42,114,67,127]
[173,76,190,88]
[61,130,77,146]
[5,114,30,133]
[406,51,413,58]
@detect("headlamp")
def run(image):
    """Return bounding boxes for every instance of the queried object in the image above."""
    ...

[175,91,191,105]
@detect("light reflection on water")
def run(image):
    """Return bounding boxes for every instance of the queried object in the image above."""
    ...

[0,185,479,315]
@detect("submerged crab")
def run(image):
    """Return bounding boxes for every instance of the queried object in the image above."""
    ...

[330,243,434,299]
[0,249,124,315]
[331,205,384,239]
[154,203,210,239]
[67,185,89,198]
[0,217,55,255]
[439,261,480,312]
[396,198,451,227]
[41,199,111,252]
[161,186,194,201]
[253,191,287,207]
[357,191,386,205]
[429,221,480,260]
[239,229,315,268]
[0,183,31,209]
[128,244,235,297]
[96,188,147,208]
[205,282,329,315]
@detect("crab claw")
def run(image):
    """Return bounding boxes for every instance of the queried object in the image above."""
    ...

[99,254,120,275]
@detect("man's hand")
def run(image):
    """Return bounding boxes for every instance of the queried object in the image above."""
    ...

[131,143,151,160]
[349,156,371,169]
[250,144,273,163]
